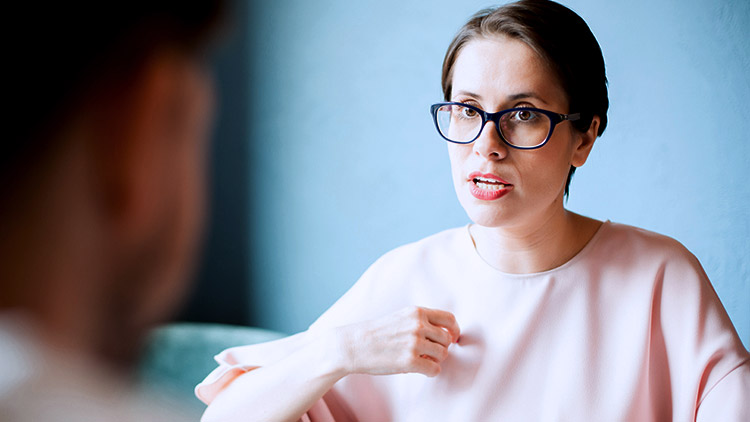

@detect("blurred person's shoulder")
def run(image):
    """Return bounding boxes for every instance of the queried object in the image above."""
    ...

[0,313,192,422]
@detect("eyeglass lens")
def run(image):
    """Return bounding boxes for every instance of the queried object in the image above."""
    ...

[435,104,551,147]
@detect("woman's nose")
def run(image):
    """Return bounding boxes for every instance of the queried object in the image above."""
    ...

[472,121,508,160]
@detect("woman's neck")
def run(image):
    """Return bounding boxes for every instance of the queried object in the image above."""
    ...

[469,209,602,274]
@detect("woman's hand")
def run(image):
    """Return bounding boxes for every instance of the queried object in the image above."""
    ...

[334,306,460,378]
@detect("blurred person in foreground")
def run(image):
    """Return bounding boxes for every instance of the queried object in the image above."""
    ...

[0,2,224,420]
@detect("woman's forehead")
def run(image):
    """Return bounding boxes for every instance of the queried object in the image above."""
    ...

[451,36,566,108]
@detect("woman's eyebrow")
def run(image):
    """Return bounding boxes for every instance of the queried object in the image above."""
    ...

[507,92,549,104]
[453,90,550,105]
[453,90,483,100]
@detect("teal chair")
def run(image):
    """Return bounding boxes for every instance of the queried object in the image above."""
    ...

[138,322,285,418]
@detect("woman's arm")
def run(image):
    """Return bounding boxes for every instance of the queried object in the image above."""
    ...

[201,306,460,422]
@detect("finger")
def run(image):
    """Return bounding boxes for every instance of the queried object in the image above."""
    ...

[424,308,461,342]
[419,354,438,363]
[413,355,441,377]
[422,325,452,348]
[417,338,449,363]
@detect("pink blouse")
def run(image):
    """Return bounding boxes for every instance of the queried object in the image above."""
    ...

[197,222,750,421]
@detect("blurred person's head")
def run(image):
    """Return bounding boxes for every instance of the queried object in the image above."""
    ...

[1,2,224,369]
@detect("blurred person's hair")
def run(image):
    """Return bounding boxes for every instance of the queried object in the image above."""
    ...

[3,2,225,210]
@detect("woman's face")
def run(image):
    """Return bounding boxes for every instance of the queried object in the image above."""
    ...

[447,36,595,229]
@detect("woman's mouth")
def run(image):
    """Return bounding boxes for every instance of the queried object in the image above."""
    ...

[468,172,513,200]
[474,176,508,191]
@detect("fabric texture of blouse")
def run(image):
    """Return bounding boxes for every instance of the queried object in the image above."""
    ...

[196,221,750,421]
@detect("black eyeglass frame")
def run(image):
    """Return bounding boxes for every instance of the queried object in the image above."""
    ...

[430,102,582,150]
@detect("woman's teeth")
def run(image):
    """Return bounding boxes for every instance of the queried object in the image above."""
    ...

[476,182,505,191]
[473,177,507,191]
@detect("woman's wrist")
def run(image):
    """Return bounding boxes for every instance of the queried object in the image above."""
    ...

[305,327,353,380]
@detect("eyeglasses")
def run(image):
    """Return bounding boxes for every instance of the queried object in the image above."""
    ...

[430,102,581,149]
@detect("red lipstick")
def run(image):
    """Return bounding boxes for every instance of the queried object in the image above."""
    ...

[468,171,513,201]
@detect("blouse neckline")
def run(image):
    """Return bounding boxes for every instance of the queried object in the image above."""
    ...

[462,220,611,279]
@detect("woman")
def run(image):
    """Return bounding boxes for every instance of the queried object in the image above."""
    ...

[197,1,749,420]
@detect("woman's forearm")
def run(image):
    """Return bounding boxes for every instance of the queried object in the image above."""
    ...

[201,306,459,421]
[201,329,348,422]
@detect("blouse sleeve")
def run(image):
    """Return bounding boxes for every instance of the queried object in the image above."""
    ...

[696,360,750,421]
[655,242,750,420]
[194,332,307,405]
[194,256,401,421]
[194,332,347,422]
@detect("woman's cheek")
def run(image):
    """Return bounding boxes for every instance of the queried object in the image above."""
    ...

[528,157,569,203]
[447,145,466,187]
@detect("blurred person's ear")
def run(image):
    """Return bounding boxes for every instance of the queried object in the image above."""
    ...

[85,51,214,346]
[94,54,176,238]
[89,51,212,252]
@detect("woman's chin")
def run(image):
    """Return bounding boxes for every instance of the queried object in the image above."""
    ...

[462,205,514,228]
[468,215,507,228]
[457,193,510,228]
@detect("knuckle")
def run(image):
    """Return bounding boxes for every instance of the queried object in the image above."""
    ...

[408,354,421,368]
[409,339,421,355]
[440,347,449,360]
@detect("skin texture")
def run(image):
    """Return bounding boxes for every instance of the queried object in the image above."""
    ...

[203,35,604,422]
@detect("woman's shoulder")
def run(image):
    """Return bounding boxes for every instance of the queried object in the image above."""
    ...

[602,220,684,247]
[354,226,475,287]
[602,223,750,401]
[373,225,471,268]
[593,221,715,309]
[596,220,700,266]
[570,220,712,299]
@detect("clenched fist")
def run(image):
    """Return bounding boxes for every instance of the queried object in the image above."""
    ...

[334,306,461,378]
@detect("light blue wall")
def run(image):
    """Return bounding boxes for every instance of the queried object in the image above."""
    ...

[244,0,750,348]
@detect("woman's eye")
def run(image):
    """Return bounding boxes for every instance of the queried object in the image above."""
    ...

[460,107,478,118]
[514,109,536,121]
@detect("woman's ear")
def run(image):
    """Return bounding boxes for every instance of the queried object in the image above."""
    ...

[571,115,600,168]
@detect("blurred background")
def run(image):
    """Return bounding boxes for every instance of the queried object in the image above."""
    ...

[180,0,750,349]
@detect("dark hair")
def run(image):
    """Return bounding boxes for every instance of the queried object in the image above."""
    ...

[441,0,608,197]
[3,2,225,197]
